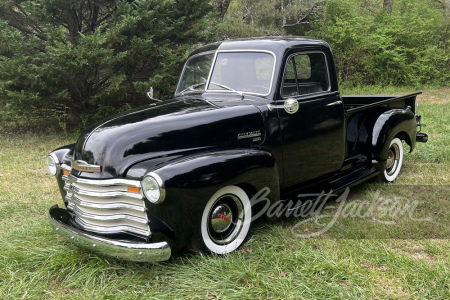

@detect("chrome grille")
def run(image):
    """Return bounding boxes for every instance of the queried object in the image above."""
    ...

[61,164,150,237]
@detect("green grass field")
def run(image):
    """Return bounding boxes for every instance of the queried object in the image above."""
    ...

[0,88,448,299]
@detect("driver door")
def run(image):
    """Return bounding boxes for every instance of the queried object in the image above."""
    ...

[277,51,345,188]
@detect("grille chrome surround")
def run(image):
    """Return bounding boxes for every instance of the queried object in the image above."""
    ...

[61,164,150,237]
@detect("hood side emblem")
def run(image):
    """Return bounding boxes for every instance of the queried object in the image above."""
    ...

[72,160,102,173]
[238,130,261,140]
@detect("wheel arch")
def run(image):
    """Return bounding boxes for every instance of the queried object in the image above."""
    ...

[369,109,416,172]
[371,109,416,160]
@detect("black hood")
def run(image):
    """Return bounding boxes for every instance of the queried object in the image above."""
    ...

[73,97,266,178]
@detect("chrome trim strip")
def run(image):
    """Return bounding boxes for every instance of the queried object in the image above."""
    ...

[67,174,141,188]
[49,206,170,262]
[70,185,143,200]
[75,217,150,236]
[73,205,148,225]
[71,194,146,212]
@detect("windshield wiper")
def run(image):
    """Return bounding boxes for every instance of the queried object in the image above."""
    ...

[209,81,244,99]
[179,82,206,95]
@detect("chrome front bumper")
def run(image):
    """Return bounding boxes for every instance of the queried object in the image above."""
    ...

[49,205,171,262]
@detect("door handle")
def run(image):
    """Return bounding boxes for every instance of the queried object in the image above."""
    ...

[267,104,285,111]
[326,100,343,106]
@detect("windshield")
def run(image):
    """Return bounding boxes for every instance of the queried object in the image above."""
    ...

[175,51,275,96]
[176,53,215,95]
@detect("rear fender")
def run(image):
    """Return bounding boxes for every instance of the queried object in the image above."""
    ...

[351,108,416,171]
[368,109,416,171]
[372,109,416,158]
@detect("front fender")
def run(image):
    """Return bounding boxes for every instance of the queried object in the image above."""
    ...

[51,144,75,165]
[49,144,75,198]
[128,148,279,250]
[372,109,416,162]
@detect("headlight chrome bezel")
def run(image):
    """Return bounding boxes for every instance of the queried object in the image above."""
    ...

[46,153,60,176]
[142,172,165,204]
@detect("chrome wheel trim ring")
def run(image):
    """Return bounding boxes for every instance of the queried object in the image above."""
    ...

[207,195,244,245]
[386,143,400,176]
[383,138,404,182]
[200,186,252,254]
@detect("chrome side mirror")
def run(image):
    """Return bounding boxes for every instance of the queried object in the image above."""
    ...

[146,87,154,99]
[146,86,162,102]
[284,98,299,114]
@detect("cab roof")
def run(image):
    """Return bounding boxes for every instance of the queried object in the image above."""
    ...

[189,36,331,57]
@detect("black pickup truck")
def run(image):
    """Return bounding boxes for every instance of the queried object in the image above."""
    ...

[47,37,427,262]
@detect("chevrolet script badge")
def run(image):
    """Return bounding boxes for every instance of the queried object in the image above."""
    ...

[72,160,102,173]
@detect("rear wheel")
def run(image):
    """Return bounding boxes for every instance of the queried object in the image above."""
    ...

[191,186,252,254]
[378,137,404,182]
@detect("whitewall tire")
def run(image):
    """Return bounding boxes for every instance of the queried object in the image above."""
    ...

[196,186,252,254]
[378,137,404,182]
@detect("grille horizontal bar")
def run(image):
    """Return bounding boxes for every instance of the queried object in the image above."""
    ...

[75,217,150,237]
[71,194,146,212]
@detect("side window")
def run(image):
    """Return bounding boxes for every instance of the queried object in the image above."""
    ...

[281,58,298,97]
[281,52,330,98]
[295,55,311,80]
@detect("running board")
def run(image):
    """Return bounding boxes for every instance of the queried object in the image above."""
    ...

[327,167,379,193]
[283,167,380,210]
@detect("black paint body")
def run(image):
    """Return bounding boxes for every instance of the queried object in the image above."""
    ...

[50,37,423,251]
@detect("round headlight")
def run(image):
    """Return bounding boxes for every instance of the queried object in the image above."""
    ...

[46,154,59,176]
[142,173,165,204]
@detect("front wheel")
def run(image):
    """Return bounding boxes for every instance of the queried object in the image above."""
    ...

[191,186,252,255]
[378,137,404,182]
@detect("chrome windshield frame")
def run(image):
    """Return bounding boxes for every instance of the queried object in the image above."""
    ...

[175,50,216,97]
[175,50,277,98]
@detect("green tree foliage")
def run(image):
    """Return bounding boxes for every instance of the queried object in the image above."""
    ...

[217,0,449,88]
[217,0,324,38]
[312,0,450,88]
[1,0,448,130]
[0,0,211,127]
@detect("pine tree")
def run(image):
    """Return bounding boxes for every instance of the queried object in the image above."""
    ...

[0,0,212,128]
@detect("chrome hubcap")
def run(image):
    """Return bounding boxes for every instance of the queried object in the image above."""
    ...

[386,150,395,169]
[386,143,400,176]
[210,204,233,233]
[207,195,244,245]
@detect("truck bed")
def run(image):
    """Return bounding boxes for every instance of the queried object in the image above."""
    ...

[342,92,421,116]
